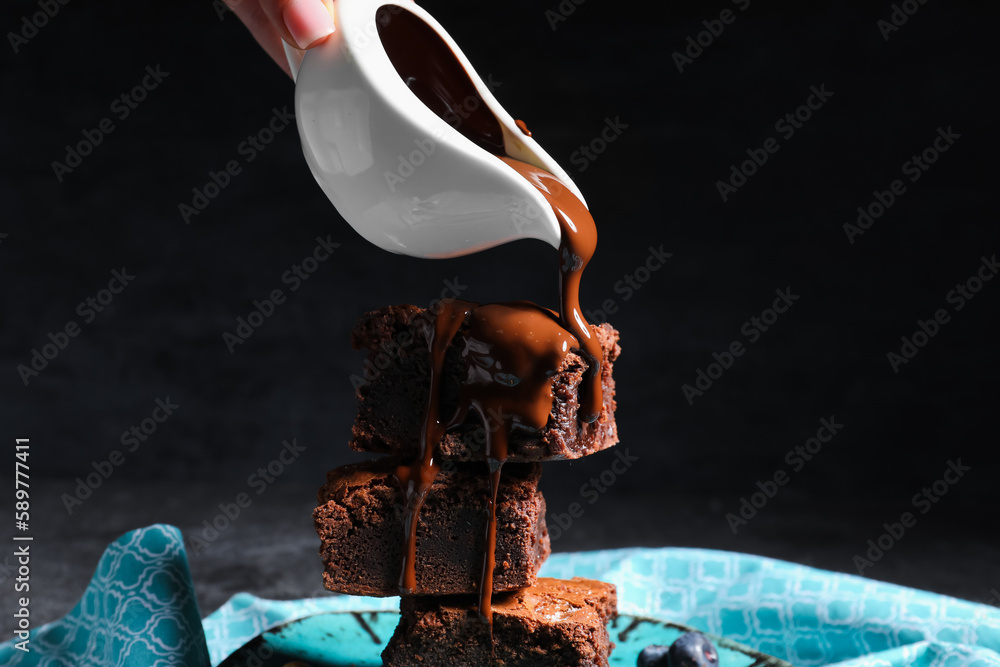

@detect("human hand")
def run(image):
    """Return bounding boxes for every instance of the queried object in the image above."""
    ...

[226,0,336,78]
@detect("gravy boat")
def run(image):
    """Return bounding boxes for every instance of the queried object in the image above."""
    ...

[285,0,587,258]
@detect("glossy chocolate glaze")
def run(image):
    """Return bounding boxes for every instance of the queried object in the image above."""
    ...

[497,157,603,424]
[447,302,580,622]
[394,300,469,594]
[376,4,603,421]
[396,300,581,621]
[377,3,606,633]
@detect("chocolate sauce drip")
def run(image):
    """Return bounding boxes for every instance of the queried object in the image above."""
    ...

[377,3,606,639]
[395,300,471,594]
[449,303,578,432]
[446,302,580,623]
[375,6,604,420]
[479,444,504,628]
[498,157,603,423]
[398,302,579,616]
[376,6,505,155]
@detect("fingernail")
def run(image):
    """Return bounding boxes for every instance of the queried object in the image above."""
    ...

[283,0,335,49]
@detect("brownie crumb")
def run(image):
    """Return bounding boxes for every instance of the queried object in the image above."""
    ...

[314,459,550,596]
[383,577,618,666]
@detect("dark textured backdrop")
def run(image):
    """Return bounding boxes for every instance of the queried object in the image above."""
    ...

[1,0,997,632]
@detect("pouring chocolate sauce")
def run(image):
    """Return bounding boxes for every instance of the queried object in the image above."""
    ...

[377,3,605,632]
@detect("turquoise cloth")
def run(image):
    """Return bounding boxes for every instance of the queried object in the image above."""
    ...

[1,525,997,666]
[0,525,210,666]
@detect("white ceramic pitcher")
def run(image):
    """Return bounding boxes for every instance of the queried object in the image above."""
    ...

[285,0,587,258]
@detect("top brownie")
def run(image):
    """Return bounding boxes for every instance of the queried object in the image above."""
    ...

[350,304,621,461]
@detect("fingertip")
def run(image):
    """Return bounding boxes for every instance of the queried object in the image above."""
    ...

[282,0,335,49]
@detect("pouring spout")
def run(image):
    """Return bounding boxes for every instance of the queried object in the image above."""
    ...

[292,0,585,257]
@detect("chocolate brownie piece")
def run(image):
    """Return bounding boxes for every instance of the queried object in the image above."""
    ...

[314,459,550,596]
[382,577,618,666]
[349,304,621,461]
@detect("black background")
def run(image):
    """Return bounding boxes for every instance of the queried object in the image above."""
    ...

[1,0,997,631]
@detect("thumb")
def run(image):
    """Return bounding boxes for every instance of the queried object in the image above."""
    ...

[263,0,336,50]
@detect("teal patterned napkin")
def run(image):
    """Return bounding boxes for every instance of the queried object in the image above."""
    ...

[0,524,210,666]
[2,524,998,667]
[540,549,1000,666]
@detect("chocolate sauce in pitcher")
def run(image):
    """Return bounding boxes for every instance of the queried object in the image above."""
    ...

[377,3,605,632]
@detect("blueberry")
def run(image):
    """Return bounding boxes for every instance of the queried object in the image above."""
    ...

[637,644,670,666]
[667,632,719,667]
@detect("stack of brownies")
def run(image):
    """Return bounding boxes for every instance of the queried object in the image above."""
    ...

[313,304,623,665]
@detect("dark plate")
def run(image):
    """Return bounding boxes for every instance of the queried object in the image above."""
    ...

[219,610,792,666]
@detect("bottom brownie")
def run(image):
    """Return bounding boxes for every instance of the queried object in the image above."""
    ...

[382,577,617,667]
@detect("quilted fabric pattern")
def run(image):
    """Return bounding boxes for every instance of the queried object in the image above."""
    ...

[539,548,1000,667]
[0,524,210,667]
[2,527,997,667]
